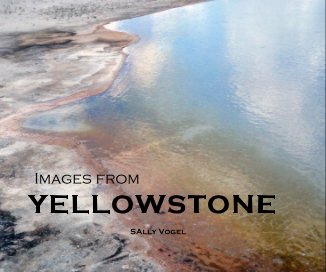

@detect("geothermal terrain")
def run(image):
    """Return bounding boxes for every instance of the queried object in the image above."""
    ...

[0,1,203,271]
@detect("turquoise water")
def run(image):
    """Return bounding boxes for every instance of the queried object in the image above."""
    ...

[25,0,325,270]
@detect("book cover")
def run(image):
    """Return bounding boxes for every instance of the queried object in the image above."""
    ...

[0,0,325,271]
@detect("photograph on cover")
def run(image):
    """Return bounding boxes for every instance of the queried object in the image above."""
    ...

[0,0,325,271]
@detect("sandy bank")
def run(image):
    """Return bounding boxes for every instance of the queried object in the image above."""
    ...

[0,0,205,34]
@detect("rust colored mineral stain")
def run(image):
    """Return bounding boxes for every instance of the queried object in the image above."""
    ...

[0,25,293,272]
[0,25,191,272]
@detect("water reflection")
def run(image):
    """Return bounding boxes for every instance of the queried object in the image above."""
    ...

[106,1,326,269]
[109,0,325,187]
[225,0,325,183]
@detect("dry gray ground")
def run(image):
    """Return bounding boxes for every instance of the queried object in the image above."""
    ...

[0,1,205,271]
[0,0,203,34]
[0,139,160,272]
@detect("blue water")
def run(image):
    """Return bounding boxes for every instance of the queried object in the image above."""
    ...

[106,0,325,187]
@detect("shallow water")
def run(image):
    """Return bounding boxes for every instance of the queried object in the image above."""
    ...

[25,0,325,270]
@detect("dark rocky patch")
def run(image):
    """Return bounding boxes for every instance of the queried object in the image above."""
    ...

[0,209,59,260]
[0,30,76,56]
